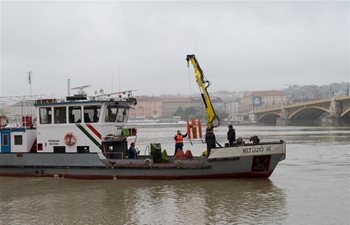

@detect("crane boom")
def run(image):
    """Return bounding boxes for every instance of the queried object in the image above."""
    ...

[186,54,220,129]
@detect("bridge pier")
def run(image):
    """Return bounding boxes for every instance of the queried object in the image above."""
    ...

[325,98,343,126]
[324,116,343,126]
[276,118,291,126]
[276,108,291,126]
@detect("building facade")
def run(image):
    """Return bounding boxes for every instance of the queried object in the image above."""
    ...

[239,91,287,114]
[129,96,162,118]
[225,98,241,121]
[12,100,35,117]
[161,97,192,118]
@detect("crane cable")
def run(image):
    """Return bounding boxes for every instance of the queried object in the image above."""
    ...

[187,67,192,103]
[187,67,193,145]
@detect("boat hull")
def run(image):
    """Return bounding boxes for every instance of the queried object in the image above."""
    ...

[0,143,285,179]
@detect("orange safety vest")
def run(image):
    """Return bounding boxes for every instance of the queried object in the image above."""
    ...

[175,135,184,144]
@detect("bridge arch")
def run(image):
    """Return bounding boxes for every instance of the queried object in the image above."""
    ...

[288,106,329,119]
[258,112,281,124]
[341,108,350,117]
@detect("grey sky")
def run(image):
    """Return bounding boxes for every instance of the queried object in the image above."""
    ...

[1,1,349,98]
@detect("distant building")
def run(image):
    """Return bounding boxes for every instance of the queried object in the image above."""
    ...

[11,100,35,116]
[161,97,192,118]
[239,91,287,114]
[130,96,162,118]
[225,98,241,121]
[0,103,11,115]
[211,97,225,112]
[191,96,205,114]
[191,96,224,114]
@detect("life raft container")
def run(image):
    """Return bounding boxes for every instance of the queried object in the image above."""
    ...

[0,115,9,128]
[64,132,77,146]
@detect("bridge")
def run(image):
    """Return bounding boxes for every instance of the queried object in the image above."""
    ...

[243,96,350,126]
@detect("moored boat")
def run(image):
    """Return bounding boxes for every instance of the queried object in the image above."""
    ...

[0,55,286,179]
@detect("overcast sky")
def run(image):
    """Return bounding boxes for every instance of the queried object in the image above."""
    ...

[0,0,349,98]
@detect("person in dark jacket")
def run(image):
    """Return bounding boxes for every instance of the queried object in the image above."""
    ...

[205,128,216,157]
[227,124,236,146]
[128,142,137,159]
[93,109,99,122]
[174,130,187,156]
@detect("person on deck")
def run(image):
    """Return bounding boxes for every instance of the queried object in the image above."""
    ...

[174,130,187,156]
[227,124,236,146]
[105,109,115,122]
[205,128,216,157]
[93,109,99,122]
[128,142,137,159]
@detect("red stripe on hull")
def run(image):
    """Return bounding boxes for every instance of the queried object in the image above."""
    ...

[0,170,274,180]
[86,124,102,139]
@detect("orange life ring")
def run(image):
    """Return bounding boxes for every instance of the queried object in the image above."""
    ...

[64,132,77,146]
[0,115,9,128]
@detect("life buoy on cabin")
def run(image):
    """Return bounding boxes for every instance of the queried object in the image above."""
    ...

[0,115,9,128]
[33,117,37,124]
[64,132,77,146]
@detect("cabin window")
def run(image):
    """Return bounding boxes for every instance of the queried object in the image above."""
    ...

[84,106,101,123]
[14,135,23,145]
[116,108,129,122]
[39,107,52,124]
[105,106,129,122]
[69,106,82,123]
[3,134,9,146]
[105,106,117,122]
[54,107,67,124]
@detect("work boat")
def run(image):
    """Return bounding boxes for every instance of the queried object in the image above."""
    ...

[0,57,286,180]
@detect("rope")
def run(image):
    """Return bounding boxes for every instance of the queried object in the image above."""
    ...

[187,68,194,117]
[187,67,192,99]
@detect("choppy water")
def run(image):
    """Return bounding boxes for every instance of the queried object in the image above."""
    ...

[0,126,349,225]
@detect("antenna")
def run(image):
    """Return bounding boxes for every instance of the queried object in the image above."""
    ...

[27,71,32,97]
[71,84,91,90]
[118,64,120,92]
[71,84,91,96]
[67,79,70,96]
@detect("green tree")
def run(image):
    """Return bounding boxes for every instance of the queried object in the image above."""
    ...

[174,107,185,119]
[216,111,229,120]
[184,107,198,119]
[174,106,198,120]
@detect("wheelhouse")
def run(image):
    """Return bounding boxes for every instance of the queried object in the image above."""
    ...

[36,100,133,125]
[32,91,137,156]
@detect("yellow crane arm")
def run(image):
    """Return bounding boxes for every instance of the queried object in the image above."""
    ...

[186,54,220,129]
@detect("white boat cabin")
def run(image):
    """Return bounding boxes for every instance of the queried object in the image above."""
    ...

[0,91,137,159]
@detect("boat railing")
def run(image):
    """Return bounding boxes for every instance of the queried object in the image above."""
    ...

[143,145,150,155]
[104,151,124,160]
[1,113,36,129]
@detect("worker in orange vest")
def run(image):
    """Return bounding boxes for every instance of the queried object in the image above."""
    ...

[174,130,187,156]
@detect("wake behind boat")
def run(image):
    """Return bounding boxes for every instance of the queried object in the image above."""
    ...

[0,55,286,179]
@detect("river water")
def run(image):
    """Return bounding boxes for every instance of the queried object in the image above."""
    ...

[0,126,349,225]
